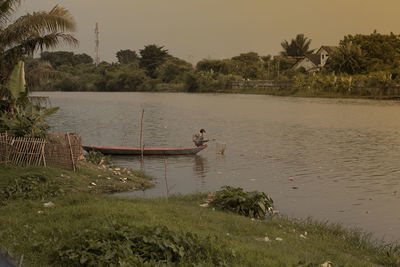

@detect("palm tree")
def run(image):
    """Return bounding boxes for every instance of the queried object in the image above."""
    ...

[325,41,366,74]
[0,0,78,91]
[280,34,313,57]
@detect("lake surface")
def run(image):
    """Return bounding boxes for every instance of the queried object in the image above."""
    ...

[36,91,400,242]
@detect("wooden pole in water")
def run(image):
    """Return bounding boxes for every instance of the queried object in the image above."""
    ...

[140,109,144,159]
[164,158,169,199]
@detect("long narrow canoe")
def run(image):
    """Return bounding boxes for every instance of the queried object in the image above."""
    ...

[82,144,207,155]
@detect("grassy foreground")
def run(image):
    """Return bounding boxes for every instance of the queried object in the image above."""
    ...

[0,166,399,266]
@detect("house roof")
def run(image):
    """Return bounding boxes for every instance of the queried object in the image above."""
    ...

[292,54,320,70]
[304,54,321,66]
[316,46,338,54]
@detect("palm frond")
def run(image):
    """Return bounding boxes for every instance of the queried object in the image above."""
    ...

[1,5,77,49]
[0,0,21,26]
[25,61,61,90]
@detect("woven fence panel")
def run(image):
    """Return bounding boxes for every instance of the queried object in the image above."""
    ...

[0,133,82,170]
[0,134,45,166]
[45,133,82,169]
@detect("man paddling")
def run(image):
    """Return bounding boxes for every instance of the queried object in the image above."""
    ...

[193,129,210,147]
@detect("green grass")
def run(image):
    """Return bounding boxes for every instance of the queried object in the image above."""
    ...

[0,165,399,266]
[0,162,153,196]
[0,193,399,266]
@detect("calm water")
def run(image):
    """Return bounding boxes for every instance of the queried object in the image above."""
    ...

[36,91,400,242]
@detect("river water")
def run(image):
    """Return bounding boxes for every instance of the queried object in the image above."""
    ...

[36,91,400,242]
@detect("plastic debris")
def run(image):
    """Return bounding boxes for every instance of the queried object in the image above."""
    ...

[43,202,55,208]
[275,237,283,241]
[321,261,333,267]
[91,182,97,186]
[255,236,270,242]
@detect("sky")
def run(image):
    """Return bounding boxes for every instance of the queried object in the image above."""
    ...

[17,0,400,64]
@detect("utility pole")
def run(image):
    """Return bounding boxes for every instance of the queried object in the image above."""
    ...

[95,23,100,66]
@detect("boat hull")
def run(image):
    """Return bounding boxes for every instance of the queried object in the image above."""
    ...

[82,145,207,155]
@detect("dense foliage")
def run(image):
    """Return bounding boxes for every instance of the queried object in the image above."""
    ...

[0,102,58,138]
[21,31,400,98]
[85,151,111,166]
[0,174,62,202]
[55,223,233,266]
[280,34,313,56]
[326,31,400,75]
[41,51,92,68]
[210,186,274,218]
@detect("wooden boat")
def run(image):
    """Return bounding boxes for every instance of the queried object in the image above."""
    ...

[82,144,207,155]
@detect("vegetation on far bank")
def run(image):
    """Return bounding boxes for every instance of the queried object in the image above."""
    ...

[21,31,400,100]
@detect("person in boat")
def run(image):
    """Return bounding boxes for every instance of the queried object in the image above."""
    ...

[193,129,210,147]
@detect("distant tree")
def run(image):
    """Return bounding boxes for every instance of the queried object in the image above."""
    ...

[231,52,260,63]
[116,49,139,64]
[341,31,400,71]
[280,34,313,56]
[232,52,264,79]
[24,58,59,91]
[139,44,170,78]
[184,71,200,92]
[325,41,366,74]
[261,55,272,63]
[41,51,93,68]
[74,53,93,65]
[196,59,233,75]
[155,57,192,83]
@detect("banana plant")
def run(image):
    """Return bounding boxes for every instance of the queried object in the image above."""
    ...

[0,103,59,138]
[7,61,26,100]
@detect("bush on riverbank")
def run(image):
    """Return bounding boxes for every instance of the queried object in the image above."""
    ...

[210,186,274,218]
[291,71,400,97]
[55,223,233,266]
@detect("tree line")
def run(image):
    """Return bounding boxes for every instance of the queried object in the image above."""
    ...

[22,32,400,97]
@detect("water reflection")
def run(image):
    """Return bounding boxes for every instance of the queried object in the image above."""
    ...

[193,155,208,185]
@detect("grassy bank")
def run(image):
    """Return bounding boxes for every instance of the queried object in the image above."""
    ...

[0,166,399,266]
[0,162,153,196]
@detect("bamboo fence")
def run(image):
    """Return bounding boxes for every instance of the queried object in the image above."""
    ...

[0,132,82,170]
[0,133,46,166]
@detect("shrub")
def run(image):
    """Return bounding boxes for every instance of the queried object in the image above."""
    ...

[85,151,111,166]
[210,186,274,218]
[0,103,59,138]
[0,174,62,202]
[54,223,233,266]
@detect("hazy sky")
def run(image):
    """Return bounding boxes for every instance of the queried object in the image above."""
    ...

[17,0,400,63]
